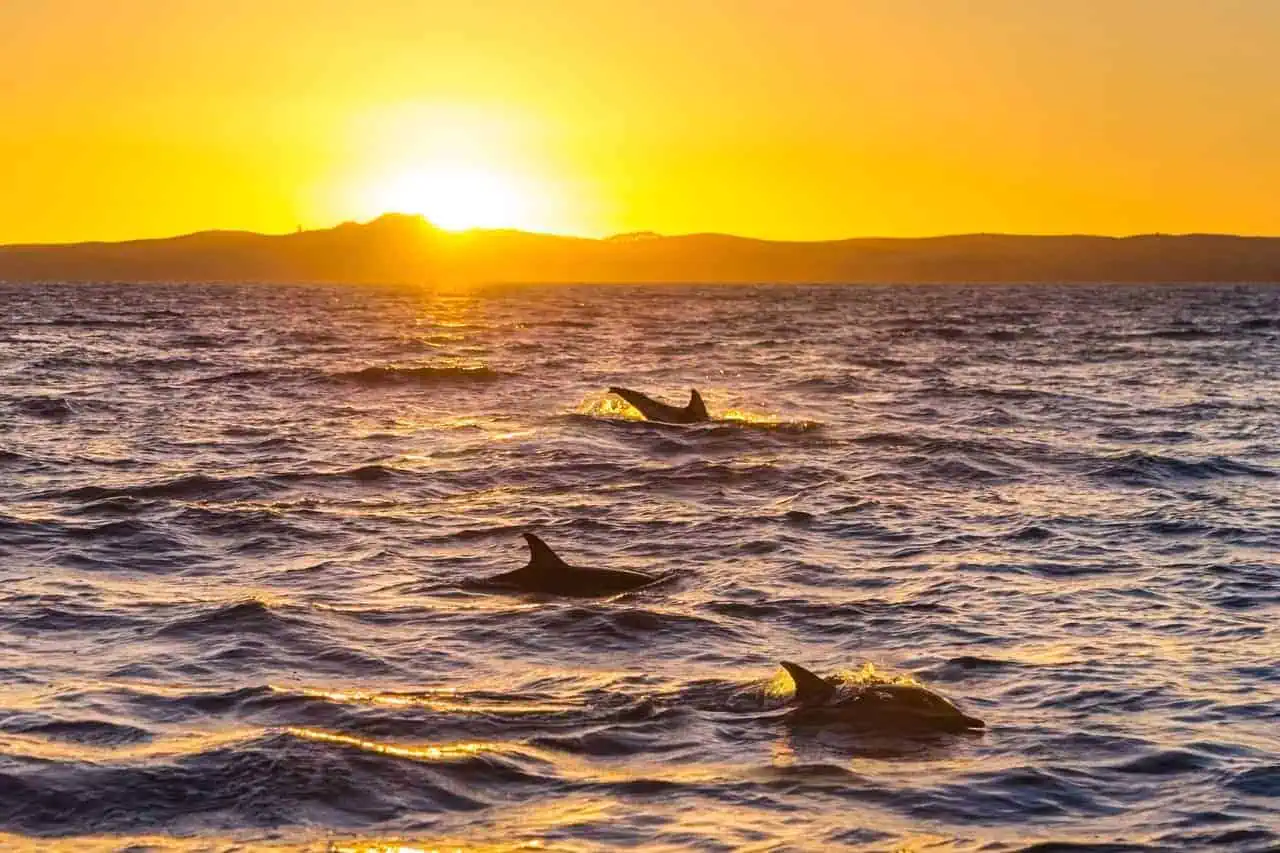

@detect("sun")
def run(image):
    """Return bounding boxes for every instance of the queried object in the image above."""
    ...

[369,164,532,231]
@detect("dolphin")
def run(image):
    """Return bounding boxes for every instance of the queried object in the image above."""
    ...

[778,661,985,733]
[472,532,659,597]
[608,386,709,424]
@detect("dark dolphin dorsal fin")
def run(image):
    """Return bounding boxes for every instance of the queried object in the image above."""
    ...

[687,388,708,420]
[523,532,570,572]
[780,661,836,703]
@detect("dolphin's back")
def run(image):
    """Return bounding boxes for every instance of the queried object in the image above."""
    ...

[778,663,985,732]
[552,565,657,596]
[609,387,707,424]
[478,533,657,597]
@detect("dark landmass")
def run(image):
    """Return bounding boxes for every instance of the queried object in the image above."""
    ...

[3,213,1280,284]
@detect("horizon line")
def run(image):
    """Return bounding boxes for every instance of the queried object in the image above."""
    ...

[5,212,1280,250]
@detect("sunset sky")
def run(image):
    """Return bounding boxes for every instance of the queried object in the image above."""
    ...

[3,0,1278,243]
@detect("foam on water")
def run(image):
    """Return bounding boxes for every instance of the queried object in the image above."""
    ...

[1,281,1278,850]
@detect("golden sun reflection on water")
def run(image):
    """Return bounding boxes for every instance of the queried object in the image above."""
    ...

[835,662,922,688]
[271,684,580,716]
[718,408,787,426]
[769,734,797,768]
[887,836,968,853]
[575,395,645,420]
[273,684,458,709]
[331,842,550,853]
[765,661,922,701]
[0,727,260,763]
[285,726,499,763]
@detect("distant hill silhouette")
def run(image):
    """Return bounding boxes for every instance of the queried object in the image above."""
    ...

[3,214,1279,284]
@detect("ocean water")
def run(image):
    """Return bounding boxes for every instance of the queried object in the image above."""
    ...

[1,281,1278,852]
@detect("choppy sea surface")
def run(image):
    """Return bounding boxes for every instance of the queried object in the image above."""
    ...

[1,281,1278,852]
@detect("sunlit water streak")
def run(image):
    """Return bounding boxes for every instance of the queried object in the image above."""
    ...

[1,281,1278,851]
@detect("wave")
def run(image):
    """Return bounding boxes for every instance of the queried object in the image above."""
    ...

[14,396,77,419]
[334,364,508,385]
[0,715,152,746]
[36,317,151,329]
[43,464,430,508]
[0,449,41,468]
[1014,843,1163,852]
[153,599,301,639]
[60,518,165,541]
[55,473,269,502]
[277,462,426,488]
[4,604,143,634]
[1091,450,1276,485]
[1108,749,1214,776]
[1226,764,1280,796]
[702,597,949,626]
[788,374,870,393]
[187,363,508,387]
[526,607,739,649]
[1134,327,1218,340]
[0,729,553,835]
[526,705,694,757]
[887,323,970,339]
[984,328,1033,341]
[187,367,280,384]
[920,655,1023,682]
[901,452,1016,483]
[846,355,908,369]
[708,416,824,434]
[171,333,228,348]
[111,356,209,372]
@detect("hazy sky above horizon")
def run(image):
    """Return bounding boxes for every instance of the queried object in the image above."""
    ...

[3,0,1279,243]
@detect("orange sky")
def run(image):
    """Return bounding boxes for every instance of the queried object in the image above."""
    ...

[2,0,1278,243]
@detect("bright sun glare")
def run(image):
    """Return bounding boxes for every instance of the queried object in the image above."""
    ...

[369,165,531,232]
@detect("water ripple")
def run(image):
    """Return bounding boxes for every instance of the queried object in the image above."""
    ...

[0,281,1278,849]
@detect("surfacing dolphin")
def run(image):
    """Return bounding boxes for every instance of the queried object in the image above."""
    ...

[472,532,659,597]
[608,386,709,424]
[779,661,985,733]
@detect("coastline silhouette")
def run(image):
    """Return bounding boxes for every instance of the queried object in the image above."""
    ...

[4,213,1280,284]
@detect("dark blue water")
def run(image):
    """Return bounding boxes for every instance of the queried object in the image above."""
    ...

[1,281,1278,851]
